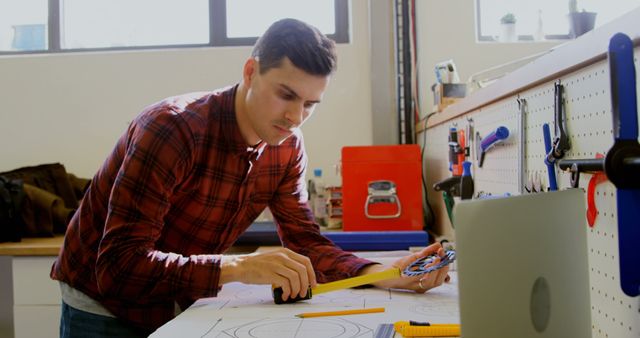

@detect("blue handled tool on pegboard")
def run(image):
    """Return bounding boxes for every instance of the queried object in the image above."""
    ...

[476,126,509,167]
[604,32,640,297]
[542,123,559,191]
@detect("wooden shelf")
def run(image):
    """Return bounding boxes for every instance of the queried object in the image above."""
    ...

[0,235,64,256]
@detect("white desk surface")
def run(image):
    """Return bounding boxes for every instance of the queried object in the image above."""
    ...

[150,252,459,338]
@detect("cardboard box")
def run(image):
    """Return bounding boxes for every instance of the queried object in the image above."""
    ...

[433,83,467,111]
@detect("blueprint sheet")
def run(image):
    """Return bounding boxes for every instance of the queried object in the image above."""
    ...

[150,272,459,338]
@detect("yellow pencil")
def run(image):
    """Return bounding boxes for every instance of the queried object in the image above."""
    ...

[295,307,385,318]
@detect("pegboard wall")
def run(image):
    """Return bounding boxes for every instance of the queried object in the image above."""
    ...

[421,48,640,337]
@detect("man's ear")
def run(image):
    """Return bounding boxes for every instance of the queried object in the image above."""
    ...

[243,58,258,86]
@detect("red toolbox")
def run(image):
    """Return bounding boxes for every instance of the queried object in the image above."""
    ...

[341,145,424,231]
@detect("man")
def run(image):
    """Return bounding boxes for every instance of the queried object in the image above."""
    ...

[51,18,449,337]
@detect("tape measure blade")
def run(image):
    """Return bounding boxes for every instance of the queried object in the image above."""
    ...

[313,268,400,295]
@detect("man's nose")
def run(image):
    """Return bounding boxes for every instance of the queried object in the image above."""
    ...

[285,102,305,126]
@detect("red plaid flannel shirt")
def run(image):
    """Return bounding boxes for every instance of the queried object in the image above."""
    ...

[50,85,373,332]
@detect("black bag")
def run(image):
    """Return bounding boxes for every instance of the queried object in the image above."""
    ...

[0,175,26,242]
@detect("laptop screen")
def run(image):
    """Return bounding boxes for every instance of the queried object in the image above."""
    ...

[453,189,592,338]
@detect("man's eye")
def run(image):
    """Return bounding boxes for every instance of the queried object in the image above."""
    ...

[280,93,294,100]
[304,103,315,109]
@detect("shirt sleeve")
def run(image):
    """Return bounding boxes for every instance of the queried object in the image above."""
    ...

[94,107,222,302]
[269,135,376,283]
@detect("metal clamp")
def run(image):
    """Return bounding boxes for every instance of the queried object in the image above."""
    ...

[364,180,402,219]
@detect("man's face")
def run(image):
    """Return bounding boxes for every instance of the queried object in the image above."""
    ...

[242,57,330,146]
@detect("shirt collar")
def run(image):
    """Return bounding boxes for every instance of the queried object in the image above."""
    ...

[220,84,268,160]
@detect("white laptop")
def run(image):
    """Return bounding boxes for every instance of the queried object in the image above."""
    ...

[454,189,592,338]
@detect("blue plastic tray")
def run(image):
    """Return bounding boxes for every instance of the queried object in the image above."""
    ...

[323,231,428,251]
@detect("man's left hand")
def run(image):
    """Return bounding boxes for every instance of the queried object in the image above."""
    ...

[358,242,450,293]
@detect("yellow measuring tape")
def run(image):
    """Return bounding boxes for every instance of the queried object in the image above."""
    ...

[273,268,400,303]
[394,321,461,337]
[313,267,400,295]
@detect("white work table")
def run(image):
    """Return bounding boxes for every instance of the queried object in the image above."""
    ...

[0,240,457,338]
[151,251,460,338]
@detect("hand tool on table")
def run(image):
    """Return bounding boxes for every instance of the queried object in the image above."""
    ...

[394,321,461,337]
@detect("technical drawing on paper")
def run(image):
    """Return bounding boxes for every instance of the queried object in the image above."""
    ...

[150,273,459,338]
[208,317,372,338]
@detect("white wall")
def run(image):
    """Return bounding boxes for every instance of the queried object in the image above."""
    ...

[0,1,372,186]
[415,0,563,118]
[0,0,586,186]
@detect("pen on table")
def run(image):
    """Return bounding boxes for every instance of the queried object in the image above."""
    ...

[295,307,385,318]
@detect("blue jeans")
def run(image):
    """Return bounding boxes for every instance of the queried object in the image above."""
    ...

[60,301,151,338]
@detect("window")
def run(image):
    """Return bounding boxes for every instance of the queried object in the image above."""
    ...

[60,0,209,49]
[211,0,348,46]
[0,0,348,55]
[476,0,640,42]
[0,0,49,52]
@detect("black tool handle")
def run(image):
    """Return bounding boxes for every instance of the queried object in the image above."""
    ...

[550,81,570,160]
[448,128,460,165]
[433,176,461,197]
[557,158,605,173]
[272,286,313,304]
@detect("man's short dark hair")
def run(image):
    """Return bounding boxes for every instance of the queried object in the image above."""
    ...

[251,18,337,76]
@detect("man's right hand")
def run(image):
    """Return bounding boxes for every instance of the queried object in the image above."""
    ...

[219,248,316,301]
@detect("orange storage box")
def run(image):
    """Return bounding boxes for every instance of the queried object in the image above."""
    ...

[341,145,424,231]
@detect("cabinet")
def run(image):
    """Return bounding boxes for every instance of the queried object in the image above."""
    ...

[0,237,62,338]
[0,233,261,338]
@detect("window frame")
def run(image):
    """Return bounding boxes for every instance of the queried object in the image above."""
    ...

[475,0,570,42]
[1,0,349,55]
[210,0,349,46]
